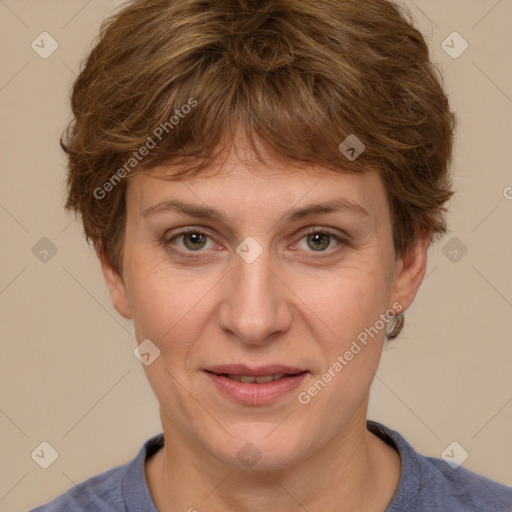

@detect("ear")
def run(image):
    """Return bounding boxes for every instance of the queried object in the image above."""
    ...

[96,243,133,320]
[389,230,432,314]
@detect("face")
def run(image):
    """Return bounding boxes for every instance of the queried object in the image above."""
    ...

[100,139,428,470]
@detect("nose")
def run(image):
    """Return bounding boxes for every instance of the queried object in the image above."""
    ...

[217,246,293,346]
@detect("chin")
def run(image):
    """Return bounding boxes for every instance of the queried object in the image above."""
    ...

[210,425,311,471]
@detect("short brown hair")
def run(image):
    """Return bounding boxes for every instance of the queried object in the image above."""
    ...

[61,0,456,340]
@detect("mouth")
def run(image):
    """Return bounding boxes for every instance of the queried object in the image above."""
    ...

[204,364,307,380]
[203,364,309,405]
[206,372,299,383]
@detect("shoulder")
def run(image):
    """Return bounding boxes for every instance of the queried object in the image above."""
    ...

[28,463,127,512]
[28,462,126,511]
[28,433,164,512]
[418,454,512,511]
[367,420,512,512]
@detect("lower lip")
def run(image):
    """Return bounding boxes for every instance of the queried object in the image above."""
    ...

[205,371,309,405]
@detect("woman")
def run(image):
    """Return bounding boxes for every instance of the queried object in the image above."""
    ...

[32,0,512,510]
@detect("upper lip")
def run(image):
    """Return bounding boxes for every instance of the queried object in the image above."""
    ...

[205,364,308,376]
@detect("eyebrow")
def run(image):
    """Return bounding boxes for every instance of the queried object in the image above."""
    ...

[141,198,370,223]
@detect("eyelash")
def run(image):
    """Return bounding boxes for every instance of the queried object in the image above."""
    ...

[163,227,349,260]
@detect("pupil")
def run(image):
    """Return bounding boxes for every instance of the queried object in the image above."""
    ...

[185,233,206,250]
[309,233,329,251]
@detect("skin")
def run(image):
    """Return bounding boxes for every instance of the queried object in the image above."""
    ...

[99,133,431,511]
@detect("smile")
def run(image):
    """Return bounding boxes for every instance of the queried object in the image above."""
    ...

[222,373,286,383]
[204,368,309,405]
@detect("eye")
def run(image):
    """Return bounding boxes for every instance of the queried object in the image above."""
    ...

[164,227,348,260]
[293,228,346,255]
[166,229,215,255]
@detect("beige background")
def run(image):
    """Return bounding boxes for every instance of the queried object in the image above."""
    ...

[0,0,511,510]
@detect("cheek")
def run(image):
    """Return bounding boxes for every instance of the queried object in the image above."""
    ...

[126,261,217,363]
[304,264,392,344]
[125,233,394,359]
[300,272,389,418]
[325,269,392,381]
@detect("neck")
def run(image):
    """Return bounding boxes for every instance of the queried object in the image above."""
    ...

[145,406,401,512]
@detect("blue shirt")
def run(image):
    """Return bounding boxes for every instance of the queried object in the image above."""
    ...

[30,420,512,511]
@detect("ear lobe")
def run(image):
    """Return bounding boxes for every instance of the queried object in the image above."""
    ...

[96,244,133,320]
[390,231,432,314]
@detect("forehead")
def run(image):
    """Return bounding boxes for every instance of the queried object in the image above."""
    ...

[127,151,388,220]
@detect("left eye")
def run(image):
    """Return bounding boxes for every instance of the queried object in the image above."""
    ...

[165,228,345,257]
[295,231,343,252]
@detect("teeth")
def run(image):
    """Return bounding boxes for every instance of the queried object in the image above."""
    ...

[226,373,285,383]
